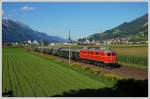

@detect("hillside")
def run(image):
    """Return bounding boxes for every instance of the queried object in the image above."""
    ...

[2,19,67,43]
[78,13,148,43]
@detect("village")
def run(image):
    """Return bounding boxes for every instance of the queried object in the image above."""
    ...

[2,36,148,47]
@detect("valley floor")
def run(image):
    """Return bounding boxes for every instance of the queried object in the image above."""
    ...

[2,48,148,97]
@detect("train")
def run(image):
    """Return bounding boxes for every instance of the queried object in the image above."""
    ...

[34,47,118,67]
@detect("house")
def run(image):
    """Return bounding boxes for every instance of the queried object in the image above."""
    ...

[27,40,32,44]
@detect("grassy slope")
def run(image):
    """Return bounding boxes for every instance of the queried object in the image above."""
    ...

[2,48,115,97]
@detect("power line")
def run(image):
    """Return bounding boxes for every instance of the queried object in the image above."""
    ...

[69,30,71,64]
[41,40,42,53]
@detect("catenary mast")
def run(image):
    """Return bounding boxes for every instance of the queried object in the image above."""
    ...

[69,30,71,63]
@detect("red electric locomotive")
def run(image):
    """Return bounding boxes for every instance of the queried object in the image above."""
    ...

[80,48,117,66]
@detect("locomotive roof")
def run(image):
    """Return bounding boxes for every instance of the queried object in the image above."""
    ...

[60,48,115,53]
[38,47,116,53]
[60,48,80,52]
[81,48,114,52]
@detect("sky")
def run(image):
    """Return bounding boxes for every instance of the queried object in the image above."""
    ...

[3,2,148,40]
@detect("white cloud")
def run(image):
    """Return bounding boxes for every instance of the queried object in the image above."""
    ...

[21,6,35,11]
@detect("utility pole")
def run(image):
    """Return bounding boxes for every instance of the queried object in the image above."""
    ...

[25,44,26,51]
[99,32,101,49]
[100,32,104,49]
[41,40,42,53]
[68,30,71,64]
[30,44,31,52]
[86,35,87,43]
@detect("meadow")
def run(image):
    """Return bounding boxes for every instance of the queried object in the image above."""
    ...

[112,47,148,68]
[2,48,148,97]
[2,48,115,97]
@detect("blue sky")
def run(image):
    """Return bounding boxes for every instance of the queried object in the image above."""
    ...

[3,2,148,40]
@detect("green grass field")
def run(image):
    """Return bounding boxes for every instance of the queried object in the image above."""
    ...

[111,47,148,68]
[3,48,115,97]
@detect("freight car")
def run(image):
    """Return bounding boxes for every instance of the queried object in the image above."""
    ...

[34,47,118,67]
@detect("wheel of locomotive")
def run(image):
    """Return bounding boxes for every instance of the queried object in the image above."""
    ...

[95,61,100,66]
[103,63,111,68]
[102,63,106,68]
[94,61,98,66]
[96,62,104,67]
[105,64,113,69]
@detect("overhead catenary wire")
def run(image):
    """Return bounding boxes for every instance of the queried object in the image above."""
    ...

[100,32,104,49]
[100,32,101,49]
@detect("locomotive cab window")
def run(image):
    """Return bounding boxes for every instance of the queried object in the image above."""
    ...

[96,52,99,55]
[107,53,111,56]
[112,53,116,56]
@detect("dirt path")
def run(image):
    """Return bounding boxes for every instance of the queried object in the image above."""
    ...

[32,51,148,80]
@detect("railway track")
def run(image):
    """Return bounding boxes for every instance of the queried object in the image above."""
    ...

[104,66,148,80]
[33,52,148,80]
[54,56,148,80]
[77,60,148,80]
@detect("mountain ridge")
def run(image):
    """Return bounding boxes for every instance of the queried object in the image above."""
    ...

[2,19,67,43]
[78,13,148,43]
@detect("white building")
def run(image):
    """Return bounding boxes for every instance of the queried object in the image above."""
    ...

[27,40,32,44]
[33,40,39,45]
[63,43,69,45]
[49,43,55,46]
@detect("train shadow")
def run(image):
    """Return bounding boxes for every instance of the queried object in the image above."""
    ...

[53,79,148,97]
[111,63,122,68]
[2,90,14,97]
[103,64,122,69]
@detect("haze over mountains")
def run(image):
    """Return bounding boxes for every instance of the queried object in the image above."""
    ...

[78,13,148,42]
[2,19,67,43]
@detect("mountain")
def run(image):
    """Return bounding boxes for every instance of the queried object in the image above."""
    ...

[78,13,148,42]
[2,19,67,43]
